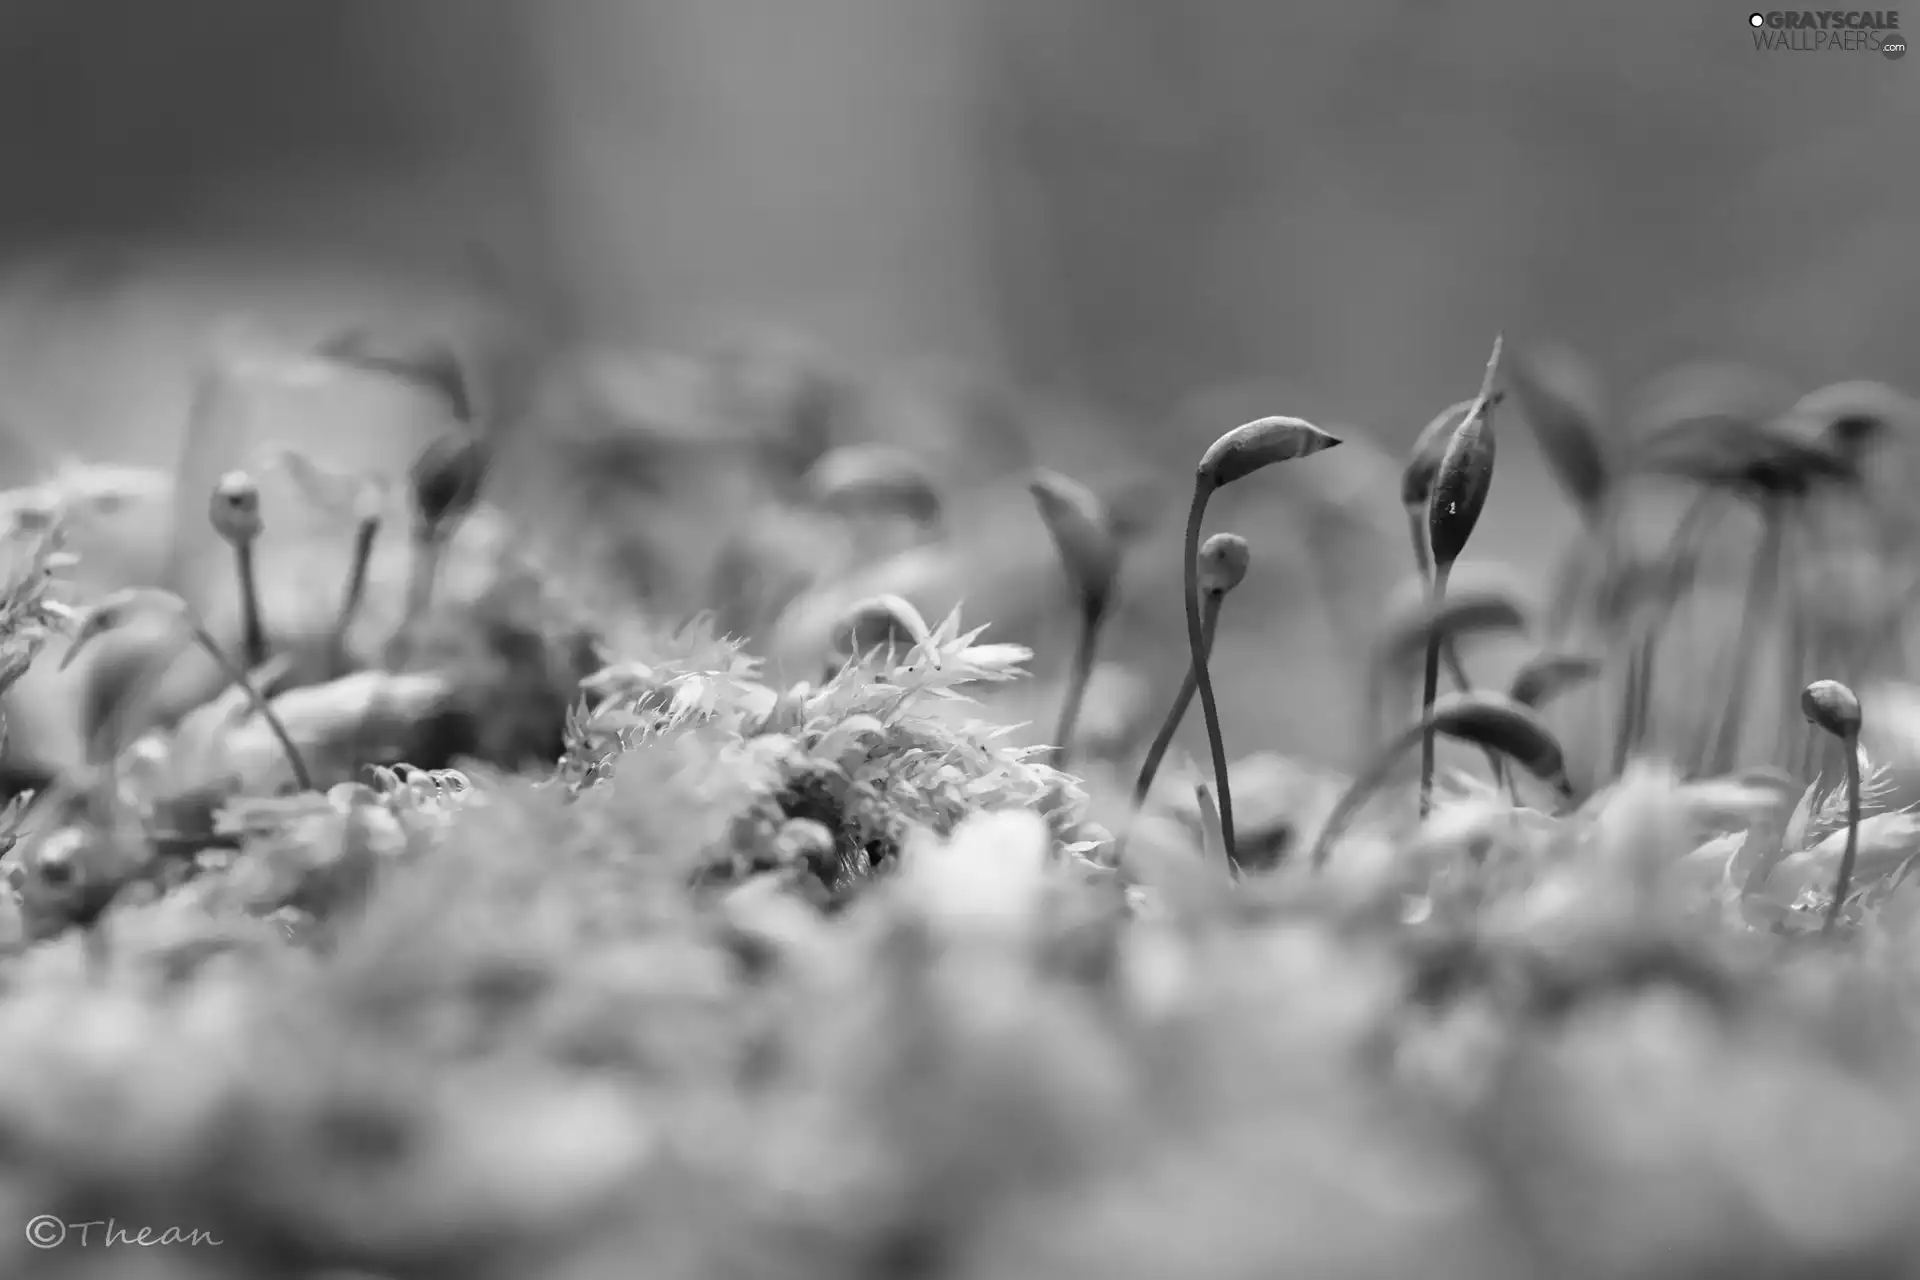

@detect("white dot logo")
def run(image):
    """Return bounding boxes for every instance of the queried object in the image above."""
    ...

[1749,11,1766,25]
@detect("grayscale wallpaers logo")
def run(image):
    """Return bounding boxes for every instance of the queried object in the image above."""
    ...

[1749,10,1906,56]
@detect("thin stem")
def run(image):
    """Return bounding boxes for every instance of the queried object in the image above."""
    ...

[398,523,443,668]
[330,514,380,676]
[1418,561,1452,817]
[1404,504,1432,582]
[1618,491,1725,771]
[1184,483,1235,868]
[234,541,268,669]
[1130,591,1223,808]
[1611,635,1644,779]
[1708,504,1784,776]
[1403,506,1504,792]
[1110,592,1222,869]
[183,619,313,792]
[1827,734,1862,934]
[1049,600,1106,772]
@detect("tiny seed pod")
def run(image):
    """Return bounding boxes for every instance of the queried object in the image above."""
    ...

[208,470,263,545]
[1197,417,1342,492]
[1029,468,1120,616]
[1197,532,1251,595]
[1802,678,1862,739]
[832,593,936,666]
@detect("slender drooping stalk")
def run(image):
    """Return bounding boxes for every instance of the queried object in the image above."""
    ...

[1833,738,1862,934]
[1028,470,1123,772]
[1182,485,1237,863]
[1418,337,1503,815]
[329,510,381,677]
[209,470,268,669]
[399,433,487,663]
[63,589,314,792]
[1120,534,1248,860]
[1801,679,1863,934]
[1183,418,1341,868]
[1135,592,1225,809]
[1051,599,1105,774]
[402,523,440,645]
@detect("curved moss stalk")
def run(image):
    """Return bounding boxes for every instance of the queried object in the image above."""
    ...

[64,590,314,792]
[1132,588,1225,812]
[1184,416,1341,867]
[209,471,269,669]
[1050,600,1106,773]
[1028,470,1123,773]
[233,541,267,669]
[329,511,381,676]
[1183,486,1236,865]
[1801,679,1864,934]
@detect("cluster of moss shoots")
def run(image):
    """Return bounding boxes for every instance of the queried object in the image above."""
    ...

[986,334,1887,936]
[58,334,490,801]
[22,323,1915,945]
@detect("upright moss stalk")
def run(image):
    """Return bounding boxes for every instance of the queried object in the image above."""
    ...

[400,433,487,663]
[1131,533,1249,811]
[1418,336,1503,816]
[330,504,382,677]
[1801,678,1863,933]
[209,471,268,669]
[1185,418,1341,866]
[1029,470,1122,772]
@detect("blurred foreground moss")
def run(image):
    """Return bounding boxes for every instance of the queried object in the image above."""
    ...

[0,601,1916,1280]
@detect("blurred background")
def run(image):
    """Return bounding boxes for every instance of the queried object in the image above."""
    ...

[0,0,1913,770]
